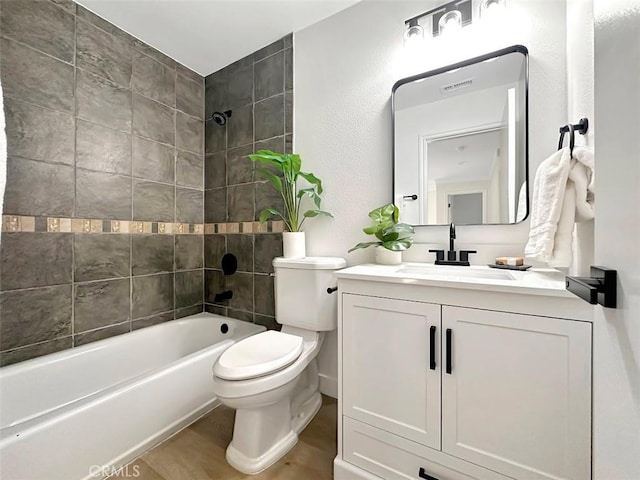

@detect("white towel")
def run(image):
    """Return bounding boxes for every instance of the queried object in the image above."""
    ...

[524,146,594,267]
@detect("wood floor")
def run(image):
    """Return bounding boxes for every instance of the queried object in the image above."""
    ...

[113,395,337,480]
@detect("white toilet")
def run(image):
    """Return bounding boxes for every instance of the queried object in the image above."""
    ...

[212,256,346,474]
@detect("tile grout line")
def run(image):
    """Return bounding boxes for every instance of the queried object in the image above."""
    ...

[130,50,135,334]
[174,62,178,320]
[0,334,72,354]
[204,132,287,157]
[71,8,78,347]
[5,155,204,190]
[201,76,206,310]
[251,56,257,323]
[0,34,75,68]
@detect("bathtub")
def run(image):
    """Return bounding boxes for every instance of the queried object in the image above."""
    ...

[0,313,264,480]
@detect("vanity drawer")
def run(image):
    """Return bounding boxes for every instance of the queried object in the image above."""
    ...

[343,416,509,480]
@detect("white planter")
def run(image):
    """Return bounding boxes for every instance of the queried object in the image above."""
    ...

[375,246,402,265]
[282,232,306,259]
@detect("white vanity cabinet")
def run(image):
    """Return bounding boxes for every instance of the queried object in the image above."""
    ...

[342,295,442,450]
[440,306,591,480]
[335,267,593,480]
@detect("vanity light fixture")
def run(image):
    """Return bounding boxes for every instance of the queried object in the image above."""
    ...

[403,0,472,44]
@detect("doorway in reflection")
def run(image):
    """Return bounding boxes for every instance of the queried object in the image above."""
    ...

[449,192,483,224]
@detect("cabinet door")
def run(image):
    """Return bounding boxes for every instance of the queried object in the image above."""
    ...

[441,306,592,480]
[342,294,441,449]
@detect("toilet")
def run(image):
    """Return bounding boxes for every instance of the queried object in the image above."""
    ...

[212,256,346,474]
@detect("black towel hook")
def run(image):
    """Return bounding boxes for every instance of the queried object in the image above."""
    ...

[558,117,589,156]
[568,123,575,156]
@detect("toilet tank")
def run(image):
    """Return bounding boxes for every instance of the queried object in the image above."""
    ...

[273,257,347,331]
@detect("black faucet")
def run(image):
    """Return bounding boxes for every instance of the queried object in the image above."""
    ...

[429,223,477,266]
[448,223,457,261]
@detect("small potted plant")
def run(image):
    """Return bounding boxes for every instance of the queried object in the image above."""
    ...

[349,203,414,265]
[248,150,332,258]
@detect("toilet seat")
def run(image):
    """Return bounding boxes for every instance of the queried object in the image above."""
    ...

[214,331,304,381]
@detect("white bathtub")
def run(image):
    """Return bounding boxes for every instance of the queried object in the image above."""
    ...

[0,313,264,480]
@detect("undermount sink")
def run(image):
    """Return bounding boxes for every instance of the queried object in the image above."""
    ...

[397,265,516,281]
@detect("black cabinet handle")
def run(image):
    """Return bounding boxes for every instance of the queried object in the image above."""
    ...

[418,467,439,480]
[445,328,452,374]
[403,194,418,201]
[429,326,436,370]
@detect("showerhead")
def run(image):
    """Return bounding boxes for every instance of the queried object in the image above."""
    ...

[210,110,232,126]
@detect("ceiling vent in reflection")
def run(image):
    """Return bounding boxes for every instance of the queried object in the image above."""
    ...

[440,78,473,94]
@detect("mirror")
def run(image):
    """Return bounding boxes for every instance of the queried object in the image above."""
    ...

[393,45,529,226]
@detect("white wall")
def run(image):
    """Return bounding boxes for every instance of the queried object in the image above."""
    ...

[592,0,640,477]
[567,0,595,276]
[294,0,568,396]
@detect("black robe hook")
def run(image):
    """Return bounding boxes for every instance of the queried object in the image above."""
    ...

[558,117,589,156]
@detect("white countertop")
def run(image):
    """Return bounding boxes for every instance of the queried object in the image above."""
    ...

[334,263,575,298]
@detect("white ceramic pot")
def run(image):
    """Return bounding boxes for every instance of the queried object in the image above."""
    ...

[282,232,306,258]
[375,246,402,265]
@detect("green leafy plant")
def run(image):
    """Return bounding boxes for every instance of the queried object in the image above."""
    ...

[247,150,332,232]
[349,203,414,252]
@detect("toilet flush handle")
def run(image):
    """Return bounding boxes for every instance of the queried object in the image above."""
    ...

[327,287,338,294]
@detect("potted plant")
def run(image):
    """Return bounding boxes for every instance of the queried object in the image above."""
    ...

[349,203,414,265]
[248,150,332,258]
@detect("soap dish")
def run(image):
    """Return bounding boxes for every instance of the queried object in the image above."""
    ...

[488,263,532,271]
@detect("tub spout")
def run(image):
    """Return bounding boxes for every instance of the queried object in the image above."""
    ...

[214,290,233,302]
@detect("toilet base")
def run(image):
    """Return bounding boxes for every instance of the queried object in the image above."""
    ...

[225,392,323,475]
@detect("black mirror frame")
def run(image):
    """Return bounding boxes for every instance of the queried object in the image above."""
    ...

[391,44,530,227]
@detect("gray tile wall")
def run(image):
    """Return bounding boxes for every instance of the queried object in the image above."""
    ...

[0,0,205,366]
[204,35,293,330]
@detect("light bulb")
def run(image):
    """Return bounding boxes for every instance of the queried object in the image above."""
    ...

[404,21,424,46]
[438,10,462,36]
[480,0,505,20]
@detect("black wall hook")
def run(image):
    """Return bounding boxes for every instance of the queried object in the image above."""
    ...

[560,117,589,136]
[558,117,589,153]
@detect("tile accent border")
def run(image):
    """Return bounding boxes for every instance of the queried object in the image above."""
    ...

[2,216,285,234]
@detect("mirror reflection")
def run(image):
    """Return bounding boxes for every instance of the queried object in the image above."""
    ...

[393,46,529,226]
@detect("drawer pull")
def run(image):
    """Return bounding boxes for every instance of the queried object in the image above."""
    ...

[429,326,436,370]
[418,467,439,480]
[445,328,452,374]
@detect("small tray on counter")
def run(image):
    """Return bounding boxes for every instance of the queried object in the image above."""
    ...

[487,263,532,271]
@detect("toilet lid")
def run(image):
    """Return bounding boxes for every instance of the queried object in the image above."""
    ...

[214,331,304,381]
